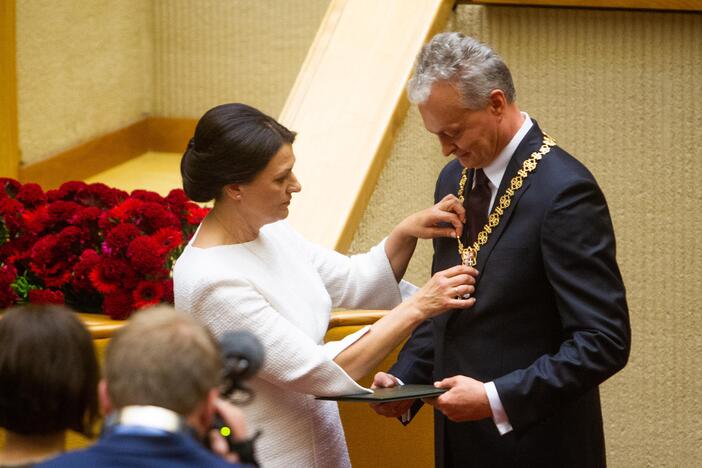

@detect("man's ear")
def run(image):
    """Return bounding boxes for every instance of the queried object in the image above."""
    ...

[186,388,220,437]
[487,89,507,117]
[223,184,243,201]
[98,379,113,416]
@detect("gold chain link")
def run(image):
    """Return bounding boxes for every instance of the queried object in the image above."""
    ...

[457,134,556,266]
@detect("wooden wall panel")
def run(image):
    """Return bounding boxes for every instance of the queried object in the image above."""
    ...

[0,0,19,179]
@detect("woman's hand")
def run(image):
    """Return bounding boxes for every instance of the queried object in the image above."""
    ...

[398,194,466,240]
[409,264,478,318]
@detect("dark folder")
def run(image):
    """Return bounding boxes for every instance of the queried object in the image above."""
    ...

[316,384,446,402]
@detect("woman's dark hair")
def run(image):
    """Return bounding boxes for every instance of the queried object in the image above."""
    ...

[181,103,297,202]
[0,304,99,436]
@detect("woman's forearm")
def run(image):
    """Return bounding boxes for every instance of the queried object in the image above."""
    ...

[384,221,418,282]
[332,262,477,382]
[333,300,424,381]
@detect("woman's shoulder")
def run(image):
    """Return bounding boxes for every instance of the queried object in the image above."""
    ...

[174,243,248,282]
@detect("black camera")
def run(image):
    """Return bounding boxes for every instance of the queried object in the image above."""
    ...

[210,331,264,466]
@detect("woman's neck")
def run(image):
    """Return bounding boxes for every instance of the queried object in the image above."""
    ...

[0,431,65,465]
[210,205,261,244]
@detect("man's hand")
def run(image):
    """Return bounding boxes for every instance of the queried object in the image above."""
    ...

[208,398,249,463]
[424,375,492,422]
[369,372,414,418]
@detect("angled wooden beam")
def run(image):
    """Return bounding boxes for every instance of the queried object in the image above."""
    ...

[0,0,19,179]
[279,0,454,251]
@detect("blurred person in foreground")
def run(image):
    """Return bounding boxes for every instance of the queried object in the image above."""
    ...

[371,32,630,467]
[0,304,99,468]
[40,305,250,468]
[174,103,479,467]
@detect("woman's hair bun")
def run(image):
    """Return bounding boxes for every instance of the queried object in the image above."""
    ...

[180,103,297,202]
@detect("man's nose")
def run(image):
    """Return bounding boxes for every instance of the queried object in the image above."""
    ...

[439,138,456,157]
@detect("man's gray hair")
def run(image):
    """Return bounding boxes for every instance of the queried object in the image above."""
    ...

[408,32,516,109]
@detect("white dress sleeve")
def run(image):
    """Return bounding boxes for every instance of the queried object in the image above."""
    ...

[278,223,404,310]
[190,275,370,397]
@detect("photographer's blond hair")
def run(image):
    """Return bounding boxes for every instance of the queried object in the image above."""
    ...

[105,305,221,415]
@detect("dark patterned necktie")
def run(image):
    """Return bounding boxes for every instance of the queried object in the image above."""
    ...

[465,168,492,245]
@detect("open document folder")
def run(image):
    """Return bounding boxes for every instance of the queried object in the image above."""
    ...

[316,384,447,402]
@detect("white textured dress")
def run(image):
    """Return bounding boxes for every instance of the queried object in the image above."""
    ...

[173,221,404,467]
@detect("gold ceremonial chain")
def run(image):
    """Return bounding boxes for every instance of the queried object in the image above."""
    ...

[457,134,557,267]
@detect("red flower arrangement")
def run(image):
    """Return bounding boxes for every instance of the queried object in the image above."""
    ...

[0,178,209,319]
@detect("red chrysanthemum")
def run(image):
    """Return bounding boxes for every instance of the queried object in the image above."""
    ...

[132,280,165,309]
[69,206,101,229]
[22,205,49,235]
[130,202,180,234]
[102,223,142,256]
[72,249,100,293]
[28,289,65,304]
[108,198,144,222]
[102,291,134,320]
[0,178,21,198]
[184,202,209,226]
[0,197,26,235]
[77,183,128,209]
[130,189,165,204]
[165,189,189,208]
[55,181,89,201]
[28,234,71,288]
[45,201,82,231]
[55,226,86,256]
[89,258,136,294]
[127,236,165,275]
[151,228,183,255]
[16,183,47,209]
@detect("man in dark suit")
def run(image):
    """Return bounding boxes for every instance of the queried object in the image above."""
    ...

[371,32,630,467]
[40,306,251,468]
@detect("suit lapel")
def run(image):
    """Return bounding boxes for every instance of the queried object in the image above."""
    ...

[473,122,545,286]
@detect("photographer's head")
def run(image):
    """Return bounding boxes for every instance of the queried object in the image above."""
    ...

[0,304,99,437]
[101,305,222,435]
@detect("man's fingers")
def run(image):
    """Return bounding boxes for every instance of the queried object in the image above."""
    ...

[422,396,439,408]
[372,372,398,389]
[435,376,458,389]
[370,400,411,417]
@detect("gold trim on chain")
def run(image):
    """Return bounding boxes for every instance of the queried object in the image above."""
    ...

[457,134,556,267]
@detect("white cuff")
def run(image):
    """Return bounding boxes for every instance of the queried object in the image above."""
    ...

[399,280,419,300]
[484,381,513,435]
[322,325,371,360]
[392,377,413,423]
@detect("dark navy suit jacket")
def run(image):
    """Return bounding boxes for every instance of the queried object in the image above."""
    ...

[38,430,249,468]
[390,121,630,468]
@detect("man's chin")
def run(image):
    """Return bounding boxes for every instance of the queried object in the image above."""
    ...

[455,155,476,168]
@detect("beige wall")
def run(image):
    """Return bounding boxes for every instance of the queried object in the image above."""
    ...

[153,0,330,119]
[16,0,153,165]
[15,0,329,165]
[350,5,702,466]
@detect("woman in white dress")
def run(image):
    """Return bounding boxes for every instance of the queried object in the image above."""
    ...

[173,103,478,467]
